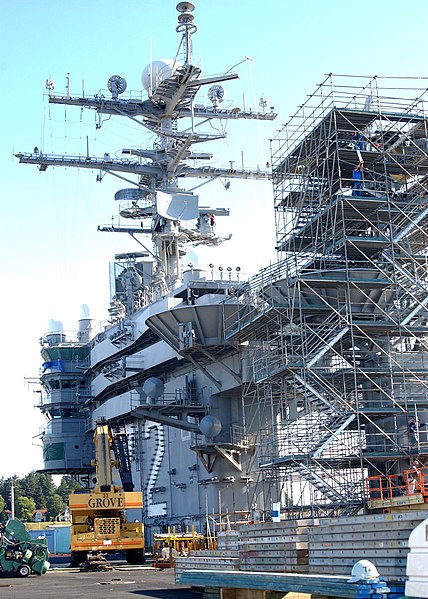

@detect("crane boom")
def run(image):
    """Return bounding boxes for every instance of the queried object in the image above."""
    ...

[93,419,115,492]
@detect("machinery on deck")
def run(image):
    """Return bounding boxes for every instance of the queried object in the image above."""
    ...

[0,519,50,577]
[152,527,212,568]
[69,418,144,566]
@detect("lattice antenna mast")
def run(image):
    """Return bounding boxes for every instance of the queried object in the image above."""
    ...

[176,2,197,66]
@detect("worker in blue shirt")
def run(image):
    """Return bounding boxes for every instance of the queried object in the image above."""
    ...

[352,159,364,196]
[352,131,366,150]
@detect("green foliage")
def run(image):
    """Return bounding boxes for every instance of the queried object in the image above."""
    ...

[16,496,36,521]
[56,475,81,502]
[0,472,80,521]
[20,472,55,509]
[46,493,65,520]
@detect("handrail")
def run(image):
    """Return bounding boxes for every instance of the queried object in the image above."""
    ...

[366,467,428,503]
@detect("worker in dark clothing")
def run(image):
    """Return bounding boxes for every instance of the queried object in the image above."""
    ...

[352,131,366,150]
[409,417,428,445]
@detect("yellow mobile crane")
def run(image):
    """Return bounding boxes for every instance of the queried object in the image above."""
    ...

[69,418,144,566]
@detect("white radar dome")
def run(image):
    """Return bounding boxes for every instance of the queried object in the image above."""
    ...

[81,304,90,318]
[47,319,64,333]
[141,59,181,94]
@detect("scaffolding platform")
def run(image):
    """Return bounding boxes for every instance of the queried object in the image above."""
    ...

[228,74,428,517]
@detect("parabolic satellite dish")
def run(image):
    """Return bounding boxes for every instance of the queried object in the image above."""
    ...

[107,75,127,98]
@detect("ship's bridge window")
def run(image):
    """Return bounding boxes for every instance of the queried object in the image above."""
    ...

[46,380,60,390]
[50,408,62,418]
[43,442,65,461]
[48,407,85,419]
[45,379,80,390]
[62,380,78,389]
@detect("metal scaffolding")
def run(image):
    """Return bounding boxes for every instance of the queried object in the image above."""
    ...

[227,74,428,516]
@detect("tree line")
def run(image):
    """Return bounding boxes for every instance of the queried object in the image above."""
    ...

[0,472,80,522]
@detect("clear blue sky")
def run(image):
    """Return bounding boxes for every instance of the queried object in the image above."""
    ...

[1,0,427,478]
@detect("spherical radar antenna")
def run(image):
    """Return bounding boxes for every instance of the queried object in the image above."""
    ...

[141,59,181,95]
[208,84,225,107]
[199,415,222,439]
[143,377,165,399]
[108,75,127,99]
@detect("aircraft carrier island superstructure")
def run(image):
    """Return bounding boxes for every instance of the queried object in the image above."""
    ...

[17,1,428,541]
[18,1,277,534]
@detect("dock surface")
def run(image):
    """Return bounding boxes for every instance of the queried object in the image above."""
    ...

[0,563,198,599]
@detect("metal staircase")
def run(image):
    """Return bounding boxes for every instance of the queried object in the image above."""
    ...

[144,422,167,517]
[291,461,348,503]
[310,414,357,458]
